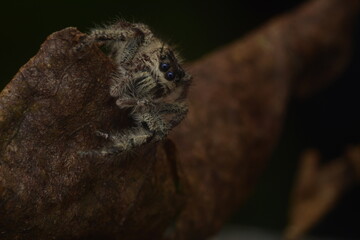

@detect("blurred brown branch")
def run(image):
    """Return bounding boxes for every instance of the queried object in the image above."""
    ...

[0,0,359,239]
[284,146,360,240]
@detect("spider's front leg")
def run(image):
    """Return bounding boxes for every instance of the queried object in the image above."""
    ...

[79,126,153,157]
[78,22,147,64]
[81,108,162,157]
[79,102,188,157]
[132,101,188,142]
[157,102,189,129]
[110,74,156,102]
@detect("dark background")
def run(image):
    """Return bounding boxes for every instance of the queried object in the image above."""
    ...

[0,0,359,239]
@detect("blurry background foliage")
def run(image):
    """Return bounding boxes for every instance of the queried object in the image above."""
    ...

[0,0,359,239]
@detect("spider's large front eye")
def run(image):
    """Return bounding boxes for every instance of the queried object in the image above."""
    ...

[165,71,175,80]
[159,63,170,72]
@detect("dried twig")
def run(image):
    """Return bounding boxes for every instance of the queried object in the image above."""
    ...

[284,146,360,240]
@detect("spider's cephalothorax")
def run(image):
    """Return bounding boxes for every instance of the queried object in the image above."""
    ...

[81,20,191,156]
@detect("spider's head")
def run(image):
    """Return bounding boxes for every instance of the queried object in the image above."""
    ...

[152,46,191,98]
[158,50,184,81]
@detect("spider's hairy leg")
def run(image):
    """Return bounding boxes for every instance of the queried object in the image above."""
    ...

[131,102,188,142]
[111,75,156,109]
[115,98,154,109]
[157,102,189,128]
[79,127,153,157]
[110,74,154,99]
[93,27,144,63]
[109,68,128,97]
[108,65,138,98]
[78,24,146,64]
[88,25,143,44]
[79,103,188,157]
[134,75,159,98]
[133,114,170,142]
[112,127,152,151]
[95,130,110,139]
[119,28,145,64]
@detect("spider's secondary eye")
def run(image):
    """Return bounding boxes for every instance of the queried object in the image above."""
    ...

[165,71,175,80]
[159,63,170,72]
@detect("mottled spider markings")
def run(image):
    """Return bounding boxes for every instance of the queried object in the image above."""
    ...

[79,20,191,156]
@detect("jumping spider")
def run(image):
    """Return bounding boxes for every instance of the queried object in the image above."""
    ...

[81,20,191,156]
